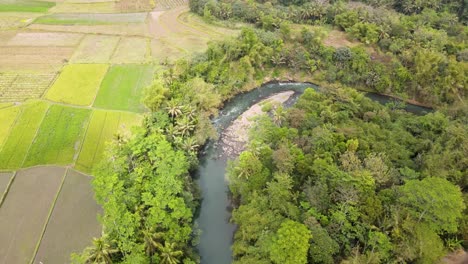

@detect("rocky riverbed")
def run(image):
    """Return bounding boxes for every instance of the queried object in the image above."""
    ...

[220,90,294,158]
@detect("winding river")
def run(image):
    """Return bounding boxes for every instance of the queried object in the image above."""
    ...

[195,82,431,264]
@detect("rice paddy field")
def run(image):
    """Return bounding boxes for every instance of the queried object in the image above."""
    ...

[75,110,143,173]
[93,63,154,112]
[45,64,108,106]
[0,0,238,261]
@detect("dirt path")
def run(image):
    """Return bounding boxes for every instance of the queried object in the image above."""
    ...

[221,91,295,158]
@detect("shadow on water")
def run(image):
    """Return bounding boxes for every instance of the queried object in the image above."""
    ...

[195,82,431,264]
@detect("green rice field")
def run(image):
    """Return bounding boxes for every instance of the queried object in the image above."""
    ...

[23,105,91,167]
[0,106,20,148]
[0,0,55,13]
[45,64,108,106]
[0,101,49,170]
[93,64,153,112]
[75,110,142,173]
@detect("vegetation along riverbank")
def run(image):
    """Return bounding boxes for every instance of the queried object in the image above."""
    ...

[76,0,467,262]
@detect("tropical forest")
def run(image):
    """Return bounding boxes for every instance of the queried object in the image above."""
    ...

[0,0,466,264]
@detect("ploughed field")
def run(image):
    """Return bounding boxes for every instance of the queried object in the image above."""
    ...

[0,0,237,262]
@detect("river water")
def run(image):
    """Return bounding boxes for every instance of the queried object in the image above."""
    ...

[195,82,431,264]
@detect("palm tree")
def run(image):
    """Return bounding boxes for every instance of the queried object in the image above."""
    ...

[272,106,286,126]
[157,242,183,264]
[165,124,180,140]
[143,229,164,261]
[84,237,119,264]
[181,137,199,153]
[175,117,195,137]
[165,100,183,119]
[183,105,197,121]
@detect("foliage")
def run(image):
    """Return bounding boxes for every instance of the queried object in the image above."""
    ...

[228,88,467,263]
[189,0,468,106]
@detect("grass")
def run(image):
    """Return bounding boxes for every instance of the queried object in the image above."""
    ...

[93,64,153,112]
[0,0,55,13]
[0,100,49,170]
[45,64,108,106]
[0,106,20,149]
[75,110,142,173]
[0,166,66,264]
[33,169,101,264]
[23,105,91,167]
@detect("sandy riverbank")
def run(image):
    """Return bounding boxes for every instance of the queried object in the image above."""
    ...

[220,90,294,158]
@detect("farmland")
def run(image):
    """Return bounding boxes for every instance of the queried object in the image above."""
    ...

[34,169,101,264]
[23,105,91,167]
[110,37,149,63]
[0,0,238,261]
[0,166,101,264]
[45,64,108,106]
[93,64,154,112]
[0,106,20,147]
[0,166,65,264]
[75,110,142,173]
[0,0,55,13]
[70,35,120,63]
[0,101,49,170]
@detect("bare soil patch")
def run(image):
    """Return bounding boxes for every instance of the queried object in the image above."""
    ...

[70,34,120,63]
[0,166,66,264]
[28,23,150,36]
[34,169,101,264]
[0,72,57,102]
[5,32,83,46]
[111,36,149,63]
[0,46,74,71]
[323,29,359,48]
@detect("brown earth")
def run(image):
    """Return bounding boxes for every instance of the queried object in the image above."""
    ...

[0,166,66,264]
[34,169,102,264]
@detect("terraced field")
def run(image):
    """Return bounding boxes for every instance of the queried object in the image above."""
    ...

[0,0,238,261]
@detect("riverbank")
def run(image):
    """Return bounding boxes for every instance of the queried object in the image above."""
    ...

[220,91,294,159]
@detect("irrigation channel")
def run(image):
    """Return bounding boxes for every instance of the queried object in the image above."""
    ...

[195,82,431,264]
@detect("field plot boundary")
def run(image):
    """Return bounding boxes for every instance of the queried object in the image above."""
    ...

[19,104,51,168]
[44,64,109,106]
[33,168,101,264]
[0,100,50,170]
[30,168,67,264]
[0,172,15,207]
[0,166,66,264]
[23,105,92,167]
[0,105,21,152]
